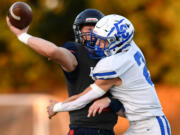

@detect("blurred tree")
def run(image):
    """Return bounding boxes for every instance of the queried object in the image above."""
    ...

[89,0,180,86]
[0,0,180,93]
[0,0,87,93]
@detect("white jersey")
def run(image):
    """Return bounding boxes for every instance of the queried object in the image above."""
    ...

[90,41,164,121]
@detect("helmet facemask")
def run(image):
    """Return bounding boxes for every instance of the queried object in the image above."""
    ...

[87,31,121,58]
[80,24,95,45]
[86,31,108,59]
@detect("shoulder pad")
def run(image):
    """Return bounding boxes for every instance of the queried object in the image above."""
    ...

[62,42,78,55]
[92,54,134,79]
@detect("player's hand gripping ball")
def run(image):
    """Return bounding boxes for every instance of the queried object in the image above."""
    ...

[8,2,32,29]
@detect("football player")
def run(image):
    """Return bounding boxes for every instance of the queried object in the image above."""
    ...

[6,9,122,135]
[48,14,171,135]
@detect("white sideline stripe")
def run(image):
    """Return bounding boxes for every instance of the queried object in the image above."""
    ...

[0,94,54,135]
[0,94,50,105]
[32,97,49,135]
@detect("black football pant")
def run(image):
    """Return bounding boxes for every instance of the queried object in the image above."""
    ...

[68,127,115,135]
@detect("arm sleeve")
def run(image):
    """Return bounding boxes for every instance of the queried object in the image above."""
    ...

[61,42,79,77]
[53,84,106,112]
[61,41,78,57]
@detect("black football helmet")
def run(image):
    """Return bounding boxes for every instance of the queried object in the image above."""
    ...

[73,9,104,44]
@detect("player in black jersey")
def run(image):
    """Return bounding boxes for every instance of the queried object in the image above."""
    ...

[6,9,122,135]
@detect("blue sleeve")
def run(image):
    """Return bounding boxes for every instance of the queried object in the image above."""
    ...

[61,41,78,58]
[108,97,122,113]
[61,42,79,77]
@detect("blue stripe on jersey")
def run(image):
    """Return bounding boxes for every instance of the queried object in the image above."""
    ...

[156,116,165,135]
[162,116,170,135]
[93,71,116,78]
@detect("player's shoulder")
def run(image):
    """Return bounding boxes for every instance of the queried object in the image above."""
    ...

[98,52,133,69]
[92,54,125,78]
[92,51,135,79]
[61,41,79,54]
[91,56,117,79]
[94,56,114,72]
[62,41,77,49]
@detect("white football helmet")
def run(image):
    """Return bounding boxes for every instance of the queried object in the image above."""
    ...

[88,14,134,57]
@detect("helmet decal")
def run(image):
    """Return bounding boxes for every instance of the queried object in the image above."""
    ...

[107,19,125,37]
[85,18,98,22]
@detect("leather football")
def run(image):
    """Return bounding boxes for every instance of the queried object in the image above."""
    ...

[8,2,32,29]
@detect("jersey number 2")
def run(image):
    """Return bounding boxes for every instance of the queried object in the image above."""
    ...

[134,51,153,85]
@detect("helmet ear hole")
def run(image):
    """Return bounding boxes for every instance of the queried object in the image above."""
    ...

[115,35,120,41]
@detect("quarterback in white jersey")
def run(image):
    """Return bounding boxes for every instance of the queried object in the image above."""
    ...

[47,14,171,135]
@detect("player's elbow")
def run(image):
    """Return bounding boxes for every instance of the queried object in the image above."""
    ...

[46,46,78,72]
[62,60,78,72]
[46,46,59,59]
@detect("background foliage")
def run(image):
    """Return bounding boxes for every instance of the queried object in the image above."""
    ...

[0,0,180,93]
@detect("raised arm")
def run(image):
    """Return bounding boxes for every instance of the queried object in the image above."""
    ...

[6,17,77,72]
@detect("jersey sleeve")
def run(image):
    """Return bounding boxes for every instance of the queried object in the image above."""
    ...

[61,42,79,77]
[61,41,78,57]
[91,54,134,79]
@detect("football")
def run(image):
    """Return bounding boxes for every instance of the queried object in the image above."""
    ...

[8,2,33,29]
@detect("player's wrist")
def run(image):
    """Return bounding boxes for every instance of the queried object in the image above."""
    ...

[53,102,63,112]
[105,97,111,105]
[17,32,32,44]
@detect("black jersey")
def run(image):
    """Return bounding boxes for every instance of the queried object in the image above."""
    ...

[62,42,118,130]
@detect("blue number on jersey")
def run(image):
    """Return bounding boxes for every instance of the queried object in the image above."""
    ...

[134,51,153,85]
